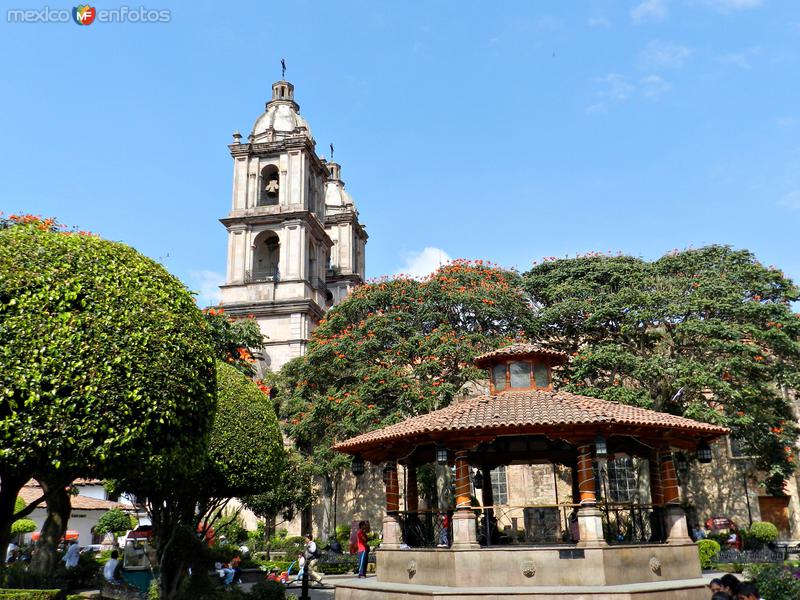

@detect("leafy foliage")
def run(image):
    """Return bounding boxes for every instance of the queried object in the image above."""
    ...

[0,217,217,480]
[280,261,533,477]
[95,508,136,537]
[202,308,263,376]
[748,563,800,600]
[524,246,800,493]
[243,449,315,524]
[744,521,779,546]
[696,538,720,569]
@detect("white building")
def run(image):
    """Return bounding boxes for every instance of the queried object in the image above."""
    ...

[218,79,366,372]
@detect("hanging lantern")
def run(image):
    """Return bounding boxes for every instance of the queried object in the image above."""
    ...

[473,469,484,489]
[436,443,449,465]
[595,433,607,459]
[351,454,365,476]
[675,452,689,476]
[697,440,713,464]
[382,464,396,485]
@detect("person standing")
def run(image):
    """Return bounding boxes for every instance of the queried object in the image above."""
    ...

[356,521,369,578]
[103,550,121,583]
[62,540,80,569]
[304,533,323,585]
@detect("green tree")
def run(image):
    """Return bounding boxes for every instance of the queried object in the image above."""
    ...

[202,307,264,376]
[95,508,137,539]
[280,261,533,537]
[523,246,800,494]
[119,361,284,599]
[0,215,217,572]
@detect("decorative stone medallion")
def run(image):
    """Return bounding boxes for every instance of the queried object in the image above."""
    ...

[649,556,662,575]
[521,560,536,578]
[407,559,417,578]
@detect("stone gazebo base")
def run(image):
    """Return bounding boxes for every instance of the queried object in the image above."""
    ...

[334,544,707,600]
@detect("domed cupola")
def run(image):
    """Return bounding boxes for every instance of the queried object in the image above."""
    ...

[473,343,569,394]
[250,80,313,143]
[324,161,356,209]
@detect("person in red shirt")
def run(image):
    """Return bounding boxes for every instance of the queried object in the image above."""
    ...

[356,521,370,578]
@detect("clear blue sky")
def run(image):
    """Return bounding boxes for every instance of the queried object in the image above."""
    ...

[2,1,799,306]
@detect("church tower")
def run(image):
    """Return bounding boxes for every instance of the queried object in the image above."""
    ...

[219,79,335,371]
[323,161,367,306]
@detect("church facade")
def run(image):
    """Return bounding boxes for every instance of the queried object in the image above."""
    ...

[218,79,366,372]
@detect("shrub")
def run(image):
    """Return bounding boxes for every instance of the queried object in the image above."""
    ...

[749,563,800,600]
[57,553,101,590]
[697,539,721,569]
[0,566,55,591]
[746,521,779,547]
[335,524,351,547]
[247,580,285,600]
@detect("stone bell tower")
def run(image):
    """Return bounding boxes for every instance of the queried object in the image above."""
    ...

[219,79,333,371]
[323,160,368,306]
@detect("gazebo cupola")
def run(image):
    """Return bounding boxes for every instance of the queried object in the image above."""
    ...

[474,343,568,394]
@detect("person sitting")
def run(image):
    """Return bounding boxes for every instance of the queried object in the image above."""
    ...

[103,550,121,583]
[708,578,723,594]
[719,573,740,598]
[711,593,732,600]
[229,555,242,584]
[62,540,80,569]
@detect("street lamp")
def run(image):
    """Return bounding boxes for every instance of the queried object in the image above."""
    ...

[382,464,396,485]
[351,454,365,476]
[675,452,689,478]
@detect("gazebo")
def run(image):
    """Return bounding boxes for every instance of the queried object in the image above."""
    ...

[333,343,729,600]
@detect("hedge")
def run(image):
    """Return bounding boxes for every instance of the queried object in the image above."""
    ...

[0,591,62,600]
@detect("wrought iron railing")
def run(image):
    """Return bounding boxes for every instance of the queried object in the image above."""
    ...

[393,502,667,549]
[397,510,453,548]
[244,267,279,283]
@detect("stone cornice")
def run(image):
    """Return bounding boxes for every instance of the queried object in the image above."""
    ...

[324,212,369,241]
[220,210,333,248]
[228,138,329,177]
[218,298,326,322]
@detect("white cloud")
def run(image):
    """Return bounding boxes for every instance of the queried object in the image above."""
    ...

[717,46,761,69]
[587,73,672,112]
[588,15,611,28]
[778,191,800,210]
[631,0,668,23]
[639,41,692,69]
[703,0,763,13]
[395,247,452,278]
[189,269,224,308]
[639,75,672,98]
[776,116,797,128]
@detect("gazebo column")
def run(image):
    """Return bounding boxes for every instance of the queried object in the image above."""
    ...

[648,450,666,542]
[382,461,402,549]
[451,450,479,549]
[576,444,606,547]
[659,448,691,544]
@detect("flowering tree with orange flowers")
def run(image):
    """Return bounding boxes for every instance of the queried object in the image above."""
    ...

[524,246,800,495]
[280,260,533,538]
[202,307,263,376]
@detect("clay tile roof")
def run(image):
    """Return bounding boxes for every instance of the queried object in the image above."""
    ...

[19,482,127,511]
[473,343,569,367]
[333,389,728,454]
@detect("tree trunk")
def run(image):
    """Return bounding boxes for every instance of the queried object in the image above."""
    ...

[31,479,71,575]
[435,464,452,510]
[319,474,334,541]
[0,475,26,563]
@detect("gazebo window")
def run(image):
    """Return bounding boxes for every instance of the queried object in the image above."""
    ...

[492,364,507,391]
[509,361,532,388]
[533,364,550,388]
[608,457,637,502]
[490,466,508,505]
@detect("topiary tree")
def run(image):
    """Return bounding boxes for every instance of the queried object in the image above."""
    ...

[0,215,217,572]
[10,497,36,540]
[697,538,721,569]
[118,361,285,599]
[95,508,137,539]
[745,521,779,548]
